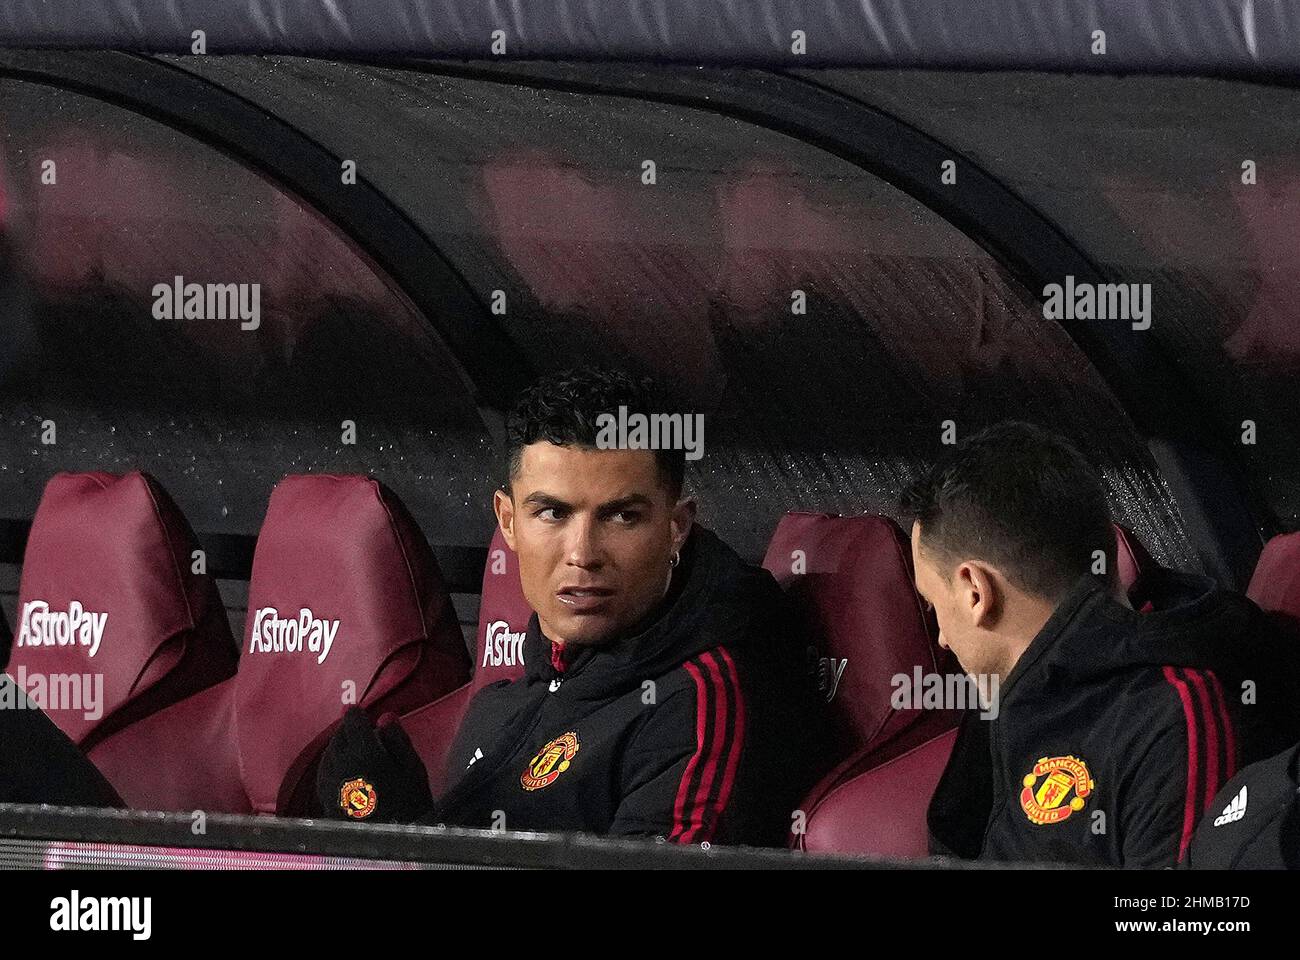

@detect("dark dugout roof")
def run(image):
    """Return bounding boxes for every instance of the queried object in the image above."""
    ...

[0,0,1297,75]
[0,5,1291,589]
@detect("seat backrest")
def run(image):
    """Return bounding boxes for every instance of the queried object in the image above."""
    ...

[235,475,470,813]
[1247,532,1300,616]
[400,525,534,797]
[800,727,958,858]
[471,526,531,691]
[762,512,951,760]
[9,471,236,749]
[89,677,251,814]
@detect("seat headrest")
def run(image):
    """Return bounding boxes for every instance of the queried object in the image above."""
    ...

[235,475,468,813]
[762,512,947,757]
[473,526,531,691]
[1247,532,1300,616]
[10,471,234,746]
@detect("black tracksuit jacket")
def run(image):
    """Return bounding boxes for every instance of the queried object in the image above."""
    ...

[928,570,1300,868]
[1184,739,1300,869]
[0,674,123,807]
[428,526,830,846]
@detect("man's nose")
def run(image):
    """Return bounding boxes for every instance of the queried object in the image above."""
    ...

[564,516,605,568]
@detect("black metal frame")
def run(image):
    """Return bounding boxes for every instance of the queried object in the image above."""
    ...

[0,51,1274,586]
[0,803,1058,870]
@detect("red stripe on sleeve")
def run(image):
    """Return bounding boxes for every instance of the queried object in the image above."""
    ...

[1162,665,1202,863]
[1205,671,1238,780]
[705,646,747,842]
[681,652,730,843]
[669,658,712,841]
[1184,669,1226,811]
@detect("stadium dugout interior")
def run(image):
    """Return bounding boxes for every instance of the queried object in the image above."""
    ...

[1,0,1299,868]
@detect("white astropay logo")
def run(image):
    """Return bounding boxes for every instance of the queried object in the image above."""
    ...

[16,600,108,658]
[482,619,526,668]
[248,607,340,664]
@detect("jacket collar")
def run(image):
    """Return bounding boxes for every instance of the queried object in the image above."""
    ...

[998,572,1111,703]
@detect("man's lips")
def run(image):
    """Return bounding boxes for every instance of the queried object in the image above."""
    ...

[556,586,616,613]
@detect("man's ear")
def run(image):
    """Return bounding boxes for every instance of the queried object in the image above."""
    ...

[957,561,1002,629]
[493,488,517,551]
[670,497,697,555]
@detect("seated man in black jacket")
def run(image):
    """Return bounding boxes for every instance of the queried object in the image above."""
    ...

[1,607,122,808]
[0,673,123,808]
[1184,738,1300,869]
[909,422,1300,868]
[318,368,828,846]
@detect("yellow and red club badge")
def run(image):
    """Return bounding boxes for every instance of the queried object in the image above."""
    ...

[1020,755,1096,825]
[521,731,580,791]
[339,777,378,819]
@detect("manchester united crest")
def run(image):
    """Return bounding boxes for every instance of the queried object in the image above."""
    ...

[1020,755,1095,825]
[339,777,378,819]
[521,731,580,791]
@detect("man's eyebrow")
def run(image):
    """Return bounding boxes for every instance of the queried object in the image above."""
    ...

[597,494,654,514]
[521,492,571,509]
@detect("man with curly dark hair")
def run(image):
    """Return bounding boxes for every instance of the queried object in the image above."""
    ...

[318,367,829,846]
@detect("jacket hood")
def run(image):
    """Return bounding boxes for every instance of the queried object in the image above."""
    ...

[1004,568,1261,696]
[521,525,782,701]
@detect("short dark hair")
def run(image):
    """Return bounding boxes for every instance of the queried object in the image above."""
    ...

[901,421,1114,600]
[504,367,686,499]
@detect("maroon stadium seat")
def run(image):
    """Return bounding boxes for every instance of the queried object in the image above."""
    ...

[8,471,236,751]
[1246,532,1300,616]
[761,512,958,857]
[401,525,531,796]
[763,513,955,758]
[94,474,474,814]
[235,475,471,814]
[91,677,250,812]
[470,526,533,690]
[796,726,959,858]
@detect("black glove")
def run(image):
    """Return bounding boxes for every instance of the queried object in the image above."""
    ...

[316,706,435,824]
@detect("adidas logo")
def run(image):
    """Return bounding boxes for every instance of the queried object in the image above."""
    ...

[1212,786,1248,827]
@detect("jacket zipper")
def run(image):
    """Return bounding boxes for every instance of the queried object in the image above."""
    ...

[982,716,1007,854]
